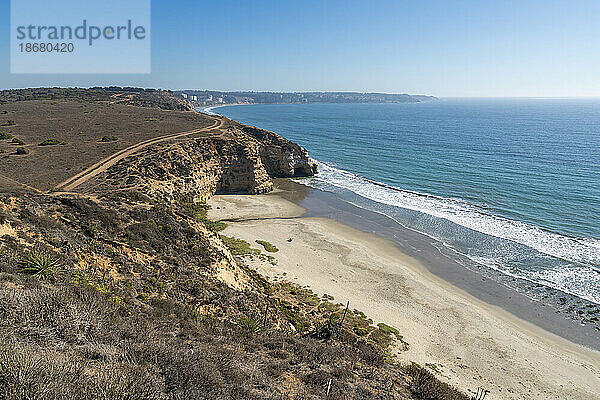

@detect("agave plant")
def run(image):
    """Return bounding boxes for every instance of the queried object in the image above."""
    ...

[18,249,59,281]
[238,314,262,334]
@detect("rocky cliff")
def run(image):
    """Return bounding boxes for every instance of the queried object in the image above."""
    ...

[235,124,318,177]
[81,118,317,202]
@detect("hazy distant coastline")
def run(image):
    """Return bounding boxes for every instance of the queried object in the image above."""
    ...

[177,90,437,107]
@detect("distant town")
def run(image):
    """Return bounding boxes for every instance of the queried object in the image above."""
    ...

[176,90,437,107]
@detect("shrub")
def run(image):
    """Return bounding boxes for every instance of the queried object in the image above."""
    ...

[0,132,12,140]
[0,344,90,399]
[239,264,274,294]
[220,235,260,256]
[404,363,469,400]
[353,326,369,336]
[238,314,262,333]
[18,250,58,281]
[255,240,279,253]
[378,322,402,340]
[0,343,166,400]
[203,219,228,233]
[14,147,27,155]
[100,135,118,142]
[10,138,24,145]
[38,139,66,146]
[181,200,227,233]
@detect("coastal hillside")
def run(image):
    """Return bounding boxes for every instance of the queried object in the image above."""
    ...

[0,87,194,111]
[0,88,467,399]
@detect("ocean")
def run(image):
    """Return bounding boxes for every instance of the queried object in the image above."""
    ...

[210,99,600,309]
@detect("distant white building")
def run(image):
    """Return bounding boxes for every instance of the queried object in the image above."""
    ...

[208,95,213,101]
[190,95,197,101]
[181,93,188,99]
[217,97,224,103]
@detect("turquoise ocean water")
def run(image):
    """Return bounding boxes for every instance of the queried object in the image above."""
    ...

[211,99,600,305]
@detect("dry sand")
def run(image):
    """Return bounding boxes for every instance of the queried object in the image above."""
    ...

[209,190,600,400]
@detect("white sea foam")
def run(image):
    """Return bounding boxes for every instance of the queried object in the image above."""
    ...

[468,255,600,304]
[528,264,600,304]
[199,106,220,116]
[304,161,600,268]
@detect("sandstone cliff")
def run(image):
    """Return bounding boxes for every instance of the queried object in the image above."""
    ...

[235,124,318,178]
[81,118,317,202]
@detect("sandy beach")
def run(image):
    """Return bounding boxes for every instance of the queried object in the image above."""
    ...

[199,103,252,115]
[208,187,600,400]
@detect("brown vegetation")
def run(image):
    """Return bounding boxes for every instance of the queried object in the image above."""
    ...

[0,93,213,191]
[0,190,470,399]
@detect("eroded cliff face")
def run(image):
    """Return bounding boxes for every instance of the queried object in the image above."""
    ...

[236,125,318,177]
[81,119,316,202]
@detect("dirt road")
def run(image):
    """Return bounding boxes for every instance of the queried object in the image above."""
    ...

[53,116,223,192]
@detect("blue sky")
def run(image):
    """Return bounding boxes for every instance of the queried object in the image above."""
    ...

[1,0,599,97]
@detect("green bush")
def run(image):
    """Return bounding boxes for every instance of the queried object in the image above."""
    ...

[38,139,66,146]
[220,235,259,256]
[100,135,118,142]
[0,132,13,140]
[377,322,402,340]
[202,219,228,233]
[255,240,279,253]
[353,326,369,336]
[238,314,262,333]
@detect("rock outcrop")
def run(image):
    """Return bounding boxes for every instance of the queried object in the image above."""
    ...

[81,118,316,202]
[237,125,318,177]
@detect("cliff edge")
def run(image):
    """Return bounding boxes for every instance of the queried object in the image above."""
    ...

[79,117,317,201]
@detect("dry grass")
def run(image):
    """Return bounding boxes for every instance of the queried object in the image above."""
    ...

[0,186,470,400]
[0,278,416,399]
[0,96,213,191]
[404,363,469,400]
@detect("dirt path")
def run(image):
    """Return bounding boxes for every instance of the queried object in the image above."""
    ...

[53,116,224,192]
[0,173,42,193]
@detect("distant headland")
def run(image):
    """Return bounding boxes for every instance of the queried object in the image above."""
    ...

[175,90,437,107]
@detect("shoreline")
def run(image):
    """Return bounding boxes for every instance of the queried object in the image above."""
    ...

[198,101,431,115]
[208,181,600,400]
[278,180,600,350]
[197,103,253,115]
[213,102,600,314]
